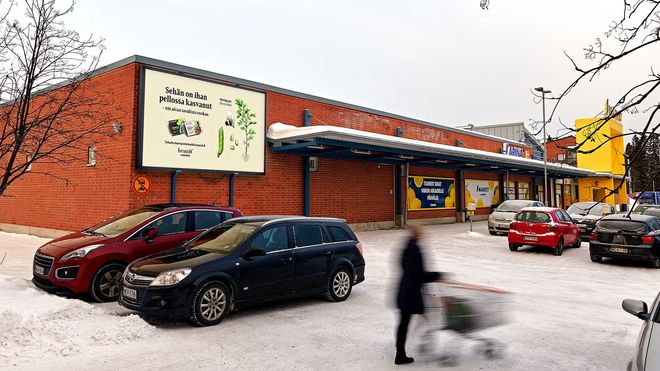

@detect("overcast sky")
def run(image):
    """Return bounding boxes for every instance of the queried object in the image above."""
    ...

[64,0,660,143]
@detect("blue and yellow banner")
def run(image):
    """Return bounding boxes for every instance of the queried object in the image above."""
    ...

[407,176,456,211]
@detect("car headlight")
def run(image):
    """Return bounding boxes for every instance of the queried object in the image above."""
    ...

[59,244,103,261]
[149,268,191,287]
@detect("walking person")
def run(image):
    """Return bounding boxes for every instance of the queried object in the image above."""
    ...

[395,225,443,365]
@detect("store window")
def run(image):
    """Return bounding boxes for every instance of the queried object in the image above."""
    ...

[555,183,563,209]
[557,153,566,161]
[518,182,530,200]
[506,181,516,200]
[537,184,545,205]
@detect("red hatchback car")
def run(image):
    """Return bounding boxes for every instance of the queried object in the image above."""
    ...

[507,207,581,256]
[32,204,242,301]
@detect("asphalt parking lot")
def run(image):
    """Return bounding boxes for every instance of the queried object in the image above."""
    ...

[1,221,657,370]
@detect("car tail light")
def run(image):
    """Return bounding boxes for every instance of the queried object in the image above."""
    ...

[642,234,654,244]
[547,224,558,233]
[356,242,364,256]
[590,231,599,241]
[509,221,518,231]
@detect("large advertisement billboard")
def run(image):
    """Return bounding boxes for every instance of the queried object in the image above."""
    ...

[465,179,500,208]
[138,68,266,173]
[407,176,456,211]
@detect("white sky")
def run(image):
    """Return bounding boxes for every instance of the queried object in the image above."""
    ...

[63,0,660,143]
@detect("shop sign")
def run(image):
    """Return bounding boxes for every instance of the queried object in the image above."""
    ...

[407,176,456,210]
[138,68,266,174]
[465,179,500,208]
[502,143,531,158]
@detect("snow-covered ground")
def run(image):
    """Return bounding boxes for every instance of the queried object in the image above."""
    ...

[0,222,656,370]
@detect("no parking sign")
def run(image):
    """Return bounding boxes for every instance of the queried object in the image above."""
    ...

[132,175,151,194]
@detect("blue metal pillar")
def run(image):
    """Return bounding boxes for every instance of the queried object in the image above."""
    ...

[456,169,464,222]
[170,170,181,204]
[303,109,312,216]
[229,173,235,207]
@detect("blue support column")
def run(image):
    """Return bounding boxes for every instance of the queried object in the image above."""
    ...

[303,109,312,216]
[170,170,181,204]
[228,173,235,207]
[456,169,464,222]
[531,176,537,201]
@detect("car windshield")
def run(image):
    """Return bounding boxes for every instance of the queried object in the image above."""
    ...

[86,207,161,237]
[515,211,551,223]
[496,200,533,212]
[188,222,261,253]
[567,203,603,216]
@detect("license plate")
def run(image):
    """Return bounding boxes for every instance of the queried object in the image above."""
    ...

[498,224,509,229]
[523,236,538,241]
[610,247,628,254]
[34,265,45,275]
[122,287,137,300]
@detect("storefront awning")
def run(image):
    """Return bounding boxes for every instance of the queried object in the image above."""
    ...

[267,123,595,178]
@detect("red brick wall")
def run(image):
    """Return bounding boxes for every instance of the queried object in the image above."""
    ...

[547,136,575,163]
[0,64,139,231]
[0,61,517,232]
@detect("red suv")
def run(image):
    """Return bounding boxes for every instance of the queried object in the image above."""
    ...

[32,204,242,301]
[507,207,581,256]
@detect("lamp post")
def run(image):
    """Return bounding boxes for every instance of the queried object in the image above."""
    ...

[535,86,551,206]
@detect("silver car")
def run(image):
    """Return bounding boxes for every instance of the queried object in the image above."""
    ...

[567,202,615,239]
[488,199,544,235]
[623,294,660,371]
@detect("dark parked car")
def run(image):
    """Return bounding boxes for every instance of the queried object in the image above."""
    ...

[488,199,544,235]
[622,293,660,370]
[589,214,660,268]
[567,202,615,239]
[118,216,366,326]
[32,204,242,302]
[633,205,660,219]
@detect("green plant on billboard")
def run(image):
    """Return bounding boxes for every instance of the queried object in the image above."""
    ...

[235,99,258,159]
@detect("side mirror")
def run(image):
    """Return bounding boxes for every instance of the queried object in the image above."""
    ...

[601,206,613,216]
[243,247,266,261]
[143,227,159,244]
[622,299,649,320]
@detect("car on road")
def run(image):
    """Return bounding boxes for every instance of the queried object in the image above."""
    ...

[32,204,242,302]
[567,201,615,239]
[622,293,660,371]
[118,216,366,326]
[589,214,660,268]
[488,199,545,235]
[507,207,581,256]
[632,205,660,220]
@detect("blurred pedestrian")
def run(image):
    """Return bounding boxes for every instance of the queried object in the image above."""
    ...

[395,225,443,365]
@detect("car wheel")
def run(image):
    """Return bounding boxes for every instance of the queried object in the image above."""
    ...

[590,250,602,263]
[553,239,563,256]
[90,263,126,302]
[652,256,660,269]
[190,281,231,327]
[508,244,519,252]
[573,237,582,248]
[489,231,497,236]
[326,267,353,302]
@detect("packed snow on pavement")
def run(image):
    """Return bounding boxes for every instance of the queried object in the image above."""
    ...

[0,221,657,370]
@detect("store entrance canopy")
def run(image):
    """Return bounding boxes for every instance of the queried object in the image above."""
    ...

[267,123,595,177]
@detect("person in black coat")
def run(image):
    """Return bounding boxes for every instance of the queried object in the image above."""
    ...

[395,225,443,365]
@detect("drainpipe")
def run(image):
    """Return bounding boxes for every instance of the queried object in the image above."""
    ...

[228,173,236,207]
[170,170,181,204]
[303,109,312,216]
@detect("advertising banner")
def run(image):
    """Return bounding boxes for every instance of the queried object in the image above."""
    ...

[465,179,500,208]
[139,68,266,173]
[407,176,456,211]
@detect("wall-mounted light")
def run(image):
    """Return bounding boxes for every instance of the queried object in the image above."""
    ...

[309,156,319,172]
[350,149,371,155]
[398,154,414,160]
[111,123,123,133]
[435,159,448,163]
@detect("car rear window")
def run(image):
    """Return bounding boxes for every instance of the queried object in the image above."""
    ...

[293,225,323,247]
[516,211,551,223]
[327,225,353,242]
[598,220,650,234]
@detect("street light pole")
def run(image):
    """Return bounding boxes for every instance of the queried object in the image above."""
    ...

[535,86,551,206]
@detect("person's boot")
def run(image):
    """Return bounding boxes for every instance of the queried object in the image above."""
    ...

[394,352,414,365]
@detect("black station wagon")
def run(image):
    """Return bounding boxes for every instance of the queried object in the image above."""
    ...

[119,216,366,326]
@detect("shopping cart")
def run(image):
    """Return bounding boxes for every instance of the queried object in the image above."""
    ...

[418,280,512,360]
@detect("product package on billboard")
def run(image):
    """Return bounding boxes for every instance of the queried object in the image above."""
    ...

[167,119,202,137]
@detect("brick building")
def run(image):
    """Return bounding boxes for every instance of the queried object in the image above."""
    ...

[0,56,595,237]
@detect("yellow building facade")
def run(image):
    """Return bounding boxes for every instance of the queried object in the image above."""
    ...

[575,101,628,210]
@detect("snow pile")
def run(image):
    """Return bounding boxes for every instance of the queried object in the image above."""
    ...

[0,275,156,363]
